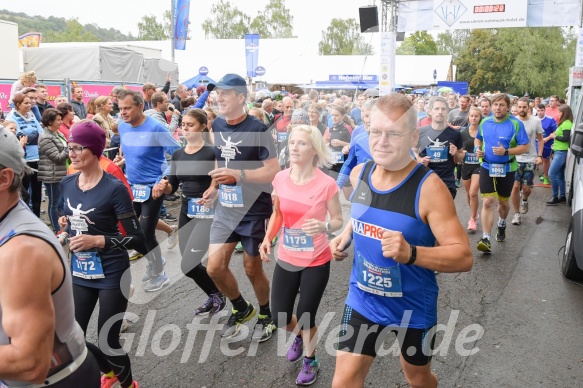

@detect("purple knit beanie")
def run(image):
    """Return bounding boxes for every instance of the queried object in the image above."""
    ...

[68,121,106,157]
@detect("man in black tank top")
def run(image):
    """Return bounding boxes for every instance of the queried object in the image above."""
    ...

[0,125,99,387]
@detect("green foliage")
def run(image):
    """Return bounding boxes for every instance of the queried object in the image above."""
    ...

[250,0,295,38]
[410,31,437,55]
[318,18,374,55]
[0,9,134,42]
[436,29,470,61]
[202,0,295,39]
[44,19,99,42]
[138,15,168,40]
[457,28,575,97]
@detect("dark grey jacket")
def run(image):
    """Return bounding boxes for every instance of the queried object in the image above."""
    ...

[38,128,69,183]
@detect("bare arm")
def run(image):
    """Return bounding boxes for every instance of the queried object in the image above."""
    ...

[508,143,529,155]
[244,157,280,184]
[0,237,60,383]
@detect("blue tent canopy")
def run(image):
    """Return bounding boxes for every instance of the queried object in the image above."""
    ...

[183,74,217,90]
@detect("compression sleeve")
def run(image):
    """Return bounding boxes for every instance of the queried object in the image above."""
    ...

[103,215,146,254]
[336,145,358,189]
[555,130,571,143]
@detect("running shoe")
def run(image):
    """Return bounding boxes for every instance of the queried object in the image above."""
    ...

[162,213,177,222]
[542,177,550,185]
[128,250,143,261]
[477,238,492,253]
[467,218,476,231]
[141,257,166,282]
[234,241,244,252]
[252,315,277,342]
[100,374,119,388]
[539,175,544,182]
[287,336,304,362]
[221,303,256,338]
[144,271,169,292]
[296,357,320,386]
[211,292,226,314]
[520,200,529,214]
[455,179,461,188]
[511,213,521,225]
[195,294,215,316]
[120,319,130,333]
[167,225,178,249]
[496,226,506,242]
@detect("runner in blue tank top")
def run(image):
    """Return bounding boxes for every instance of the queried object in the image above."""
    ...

[330,94,473,388]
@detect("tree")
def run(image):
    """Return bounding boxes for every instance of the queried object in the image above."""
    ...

[138,15,168,40]
[249,0,295,38]
[44,19,99,43]
[319,18,374,55]
[202,0,251,39]
[397,31,437,55]
[436,29,470,61]
[456,28,574,96]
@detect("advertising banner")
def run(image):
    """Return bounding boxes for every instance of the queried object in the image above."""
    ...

[0,82,62,113]
[245,34,259,78]
[432,0,526,30]
[18,32,42,48]
[174,0,190,50]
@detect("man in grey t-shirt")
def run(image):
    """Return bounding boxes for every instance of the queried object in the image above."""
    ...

[448,95,470,130]
[510,97,544,225]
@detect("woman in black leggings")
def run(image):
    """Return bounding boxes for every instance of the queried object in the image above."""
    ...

[259,125,343,386]
[155,109,225,315]
[58,121,145,388]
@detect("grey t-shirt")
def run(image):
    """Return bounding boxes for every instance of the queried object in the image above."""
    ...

[516,116,543,163]
[448,108,469,128]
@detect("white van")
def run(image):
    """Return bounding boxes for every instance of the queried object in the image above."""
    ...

[563,121,583,280]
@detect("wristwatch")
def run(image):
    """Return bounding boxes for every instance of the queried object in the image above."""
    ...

[504,149,509,156]
[406,245,417,265]
[325,222,331,232]
[239,169,246,183]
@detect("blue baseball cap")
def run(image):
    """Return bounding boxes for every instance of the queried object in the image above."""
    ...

[209,73,247,96]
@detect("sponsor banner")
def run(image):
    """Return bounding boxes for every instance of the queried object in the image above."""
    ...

[576,30,583,67]
[72,84,117,105]
[245,34,259,78]
[0,82,62,112]
[329,75,378,82]
[432,0,526,30]
[18,32,42,48]
[379,32,392,96]
[351,218,386,241]
[174,0,190,50]
[398,0,579,31]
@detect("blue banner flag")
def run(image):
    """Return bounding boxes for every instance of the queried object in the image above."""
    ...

[174,0,190,50]
[245,34,259,77]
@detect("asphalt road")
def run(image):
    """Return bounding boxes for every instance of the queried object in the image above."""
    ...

[82,182,583,387]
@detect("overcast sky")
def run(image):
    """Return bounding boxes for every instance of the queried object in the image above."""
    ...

[6,0,379,40]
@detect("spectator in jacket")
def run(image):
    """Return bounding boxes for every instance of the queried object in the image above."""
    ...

[93,96,115,147]
[143,82,157,111]
[57,103,75,140]
[171,84,188,111]
[35,84,52,116]
[38,108,68,232]
[110,86,123,117]
[5,93,44,216]
[145,91,180,134]
[86,98,97,120]
[70,85,87,119]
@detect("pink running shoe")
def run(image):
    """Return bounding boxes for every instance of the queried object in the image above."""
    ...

[467,218,477,231]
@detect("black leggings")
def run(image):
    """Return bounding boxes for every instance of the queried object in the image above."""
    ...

[271,260,330,329]
[21,161,42,217]
[178,199,218,295]
[134,194,164,273]
[73,285,134,388]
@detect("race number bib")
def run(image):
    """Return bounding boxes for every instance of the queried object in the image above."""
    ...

[277,132,289,142]
[464,152,479,165]
[282,227,314,252]
[355,252,402,297]
[219,185,244,208]
[332,151,345,164]
[72,251,104,279]
[131,184,151,203]
[187,198,214,219]
[489,163,506,178]
[426,145,448,163]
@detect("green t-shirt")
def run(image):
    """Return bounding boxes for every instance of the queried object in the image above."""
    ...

[553,120,572,151]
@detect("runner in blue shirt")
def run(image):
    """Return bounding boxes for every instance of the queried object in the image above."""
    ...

[117,90,181,292]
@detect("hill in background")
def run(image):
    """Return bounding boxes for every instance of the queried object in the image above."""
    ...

[0,9,137,42]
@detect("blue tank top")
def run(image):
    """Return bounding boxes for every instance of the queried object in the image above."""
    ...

[345,161,438,328]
